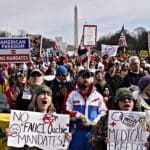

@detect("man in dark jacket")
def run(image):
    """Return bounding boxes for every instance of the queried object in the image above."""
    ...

[123,56,144,88]
[46,65,74,113]
[105,62,123,96]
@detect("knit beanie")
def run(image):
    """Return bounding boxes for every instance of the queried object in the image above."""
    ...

[115,87,133,102]
[56,65,68,76]
[138,75,150,91]
[34,85,52,97]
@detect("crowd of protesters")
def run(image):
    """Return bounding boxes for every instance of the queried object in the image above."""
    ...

[1,52,150,149]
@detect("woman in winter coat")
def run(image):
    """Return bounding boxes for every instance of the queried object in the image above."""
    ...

[89,87,150,150]
[6,85,72,150]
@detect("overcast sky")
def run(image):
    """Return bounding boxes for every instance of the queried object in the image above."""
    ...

[1,0,150,45]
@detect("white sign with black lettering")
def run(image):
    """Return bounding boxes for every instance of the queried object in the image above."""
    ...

[8,110,70,150]
[107,110,148,150]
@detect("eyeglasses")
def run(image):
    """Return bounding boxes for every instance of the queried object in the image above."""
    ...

[119,96,133,102]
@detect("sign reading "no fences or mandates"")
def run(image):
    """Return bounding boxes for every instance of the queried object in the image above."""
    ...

[0,37,30,63]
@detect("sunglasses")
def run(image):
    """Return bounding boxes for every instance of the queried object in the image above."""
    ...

[61,74,67,77]
[119,96,133,102]
[18,74,26,78]
[16,71,26,76]
[31,73,41,77]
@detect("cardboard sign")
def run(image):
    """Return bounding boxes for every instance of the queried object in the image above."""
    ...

[8,110,70,150]
[107,110,148,150]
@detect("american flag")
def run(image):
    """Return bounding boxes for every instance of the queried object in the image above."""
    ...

[119,33,127,47]
[54,41,59,50]
[119,25,127,47]
[78,35,89,69]
[123,116,135,127]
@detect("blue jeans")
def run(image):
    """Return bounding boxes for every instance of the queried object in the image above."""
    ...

[69,128,92,150]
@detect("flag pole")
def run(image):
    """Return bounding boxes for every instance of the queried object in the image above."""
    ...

[87,47,90,70]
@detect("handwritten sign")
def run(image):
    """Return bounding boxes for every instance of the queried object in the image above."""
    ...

[107,110,148,150]
[7,110,70,150]
[83,25,97,46]
[101,44,119,57]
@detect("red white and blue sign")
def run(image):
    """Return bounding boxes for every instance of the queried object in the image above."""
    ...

[0,37,30,63]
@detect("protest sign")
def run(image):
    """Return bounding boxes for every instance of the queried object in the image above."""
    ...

[140,50,148,58]
[27,34,42,57]
[83,25,97,47]
[107,110,148,150]
[0,113,10,150]
[101,44,119,57]
[8,110,70,150]
[0,37,30,63]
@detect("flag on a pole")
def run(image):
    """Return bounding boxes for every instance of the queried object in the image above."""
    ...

[78,35,89,68]
[54,41,59,50]
[119,33,127,47]
[117,25,127,60]
[119,25,127,47]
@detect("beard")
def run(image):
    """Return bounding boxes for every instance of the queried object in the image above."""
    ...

[79,82,89,89]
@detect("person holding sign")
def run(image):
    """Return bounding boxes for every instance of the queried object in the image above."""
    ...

[6,84,72,150]
[63,69,108,150]
[89,87,150,150]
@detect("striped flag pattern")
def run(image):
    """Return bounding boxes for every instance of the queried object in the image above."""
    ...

[78,35,89,68]
[54,41,59,50]
[119,33,127,47]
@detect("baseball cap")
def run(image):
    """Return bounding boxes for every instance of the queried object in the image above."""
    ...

[78,69,94,78]
[15,70,26,78]
[30,69,43,76]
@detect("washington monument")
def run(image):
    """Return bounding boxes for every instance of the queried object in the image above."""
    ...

[74,5,78,51]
